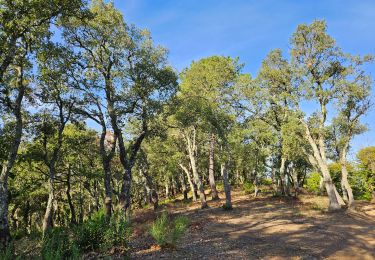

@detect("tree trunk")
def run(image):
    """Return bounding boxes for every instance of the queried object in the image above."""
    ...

[0,66,25,250]
[185,128,207,209]
[208,133,219,200]
[180,164,197,201]
[119,167,132,217]
[103,159,113,218]
[340,148,354,207]
[302,121,342,211]
[180,174,188,201]
[140,168,159,210]
[271,167,278,193]
[43,177,55,235]
[279,157,286,195]
[221,162,232,209]
[66,166,76,225]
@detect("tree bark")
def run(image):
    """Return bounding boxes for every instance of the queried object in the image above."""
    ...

[184,127,207,208]
[180,174,188,201]
[0,66,25,250]
[279,157,286,195]
[221,162,232,209]
[340,146,355,207]
[66,165,76,225]
[179,164,197,201]
[140,166,159,210]
[208,133,219,200]
[42,96,73,235]
[43,177,55,235]
[302,120,342,211]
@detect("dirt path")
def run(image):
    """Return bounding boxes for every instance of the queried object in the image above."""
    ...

[130,191,375,259]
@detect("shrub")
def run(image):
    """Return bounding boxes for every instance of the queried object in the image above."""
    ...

[260,178,273,186]
[42,227,80,260]
[150,212,189,248]
[305,172,321,194]
[102,211,132,250]
[75,210,131,252]
[242,182,255,195]
[216,182,224,192]
[0,243,14,260]
[74,210,107,251]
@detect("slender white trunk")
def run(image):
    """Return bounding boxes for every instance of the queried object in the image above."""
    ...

[208,133,219,200]
[184,128,207,208]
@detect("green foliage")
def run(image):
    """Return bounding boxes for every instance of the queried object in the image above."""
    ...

[149,212,189,248]
[40,211,131,258]
[305,172,321,194]
[216,182,224,192]
[0,243,14,260]
[42,228,80,260]
[242,182,255,194]
[75,210,131,252]
[260,178,273,186]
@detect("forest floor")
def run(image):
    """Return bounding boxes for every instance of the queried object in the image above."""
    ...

[129,189,375,260]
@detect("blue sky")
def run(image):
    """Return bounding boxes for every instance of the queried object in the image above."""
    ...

[113,0,375,158]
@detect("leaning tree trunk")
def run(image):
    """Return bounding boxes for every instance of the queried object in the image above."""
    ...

[303,121,342,211]
[179,164,197,201]
[0,66,25,250]
[221,162,232,209]
[208,133,219,200]
[43,174,55,235]
[340,146,354,207]
[185,128,207,209]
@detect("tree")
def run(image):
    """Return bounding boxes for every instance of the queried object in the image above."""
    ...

[63,0,177,215]
[330,57,372,206]
[290,20,368,210]
[357,146,375,201]
[36,44,77,234]
[176,56,243,207]
[0,0,85,249]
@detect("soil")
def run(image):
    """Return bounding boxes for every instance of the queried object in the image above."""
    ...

[129,189,375,260]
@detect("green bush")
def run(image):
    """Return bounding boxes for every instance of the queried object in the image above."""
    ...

[0,243,15,260]
[350,170,373,201]
[42,227,80,260]
[103,211,132,250]
[242,182,255,194]
[150,212,189,248]
[74,211,107,251]
[75,210,131,252]
[305,172,321,194]
[216,183,224,192]
[260,178,273,186]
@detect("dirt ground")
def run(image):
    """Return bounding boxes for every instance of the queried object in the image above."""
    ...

[129,190,375,260]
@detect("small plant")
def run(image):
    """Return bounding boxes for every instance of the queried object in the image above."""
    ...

[74,210,131,252]
[0,243,14,260]
[149,212,189,248]
[102,211,132,251]
[74,210,107,251]
[42,227,80,260]
[216,183,224,192]
[242,182,255,195]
